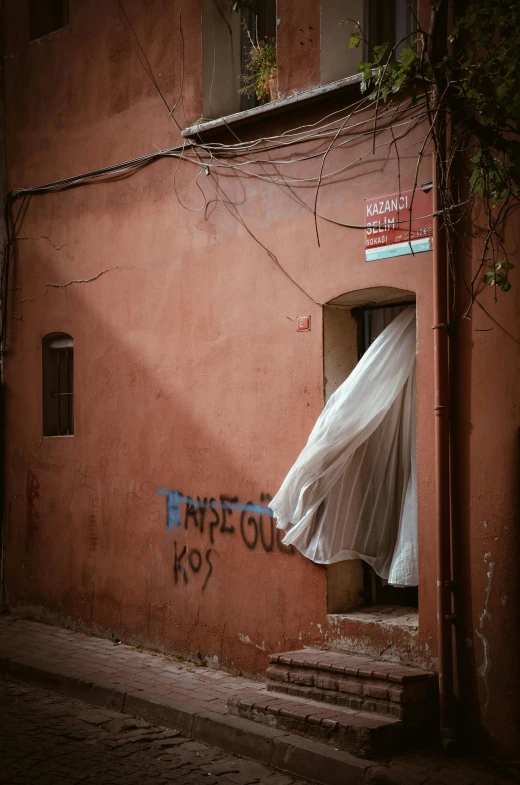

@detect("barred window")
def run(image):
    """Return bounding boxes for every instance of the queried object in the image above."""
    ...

[42,333,74,437]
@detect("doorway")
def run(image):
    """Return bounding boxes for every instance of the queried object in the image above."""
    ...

[323,291,418,614]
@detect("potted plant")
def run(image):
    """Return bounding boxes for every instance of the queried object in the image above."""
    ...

[240,35,278,104]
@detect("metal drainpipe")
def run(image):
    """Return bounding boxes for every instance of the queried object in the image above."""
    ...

[432,103,456,747]
[0,356,5,613]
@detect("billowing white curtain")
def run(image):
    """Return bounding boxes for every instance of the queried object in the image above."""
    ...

[269,306,418,586]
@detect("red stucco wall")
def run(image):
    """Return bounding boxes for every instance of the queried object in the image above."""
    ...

[2,0,519,755]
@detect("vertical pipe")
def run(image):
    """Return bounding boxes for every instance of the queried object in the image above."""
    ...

[57,349,62,436]
[0,362,5,612]
[432,106,455,744]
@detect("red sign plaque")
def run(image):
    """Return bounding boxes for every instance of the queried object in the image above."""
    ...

[365,185,433,261]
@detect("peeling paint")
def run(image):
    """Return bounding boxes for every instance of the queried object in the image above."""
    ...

[206,654,220,669]
[238,633,266,651]
[475,629,490,717]
[475,556,494,720]
[479,560,494,629]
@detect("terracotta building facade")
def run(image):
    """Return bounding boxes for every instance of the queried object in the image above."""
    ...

[1,0,519,756]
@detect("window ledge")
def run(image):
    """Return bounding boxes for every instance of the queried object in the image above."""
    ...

[181,73,363,139]
[328,605,419,629]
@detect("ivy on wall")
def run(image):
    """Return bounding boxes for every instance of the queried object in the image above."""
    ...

[347,0,520,304]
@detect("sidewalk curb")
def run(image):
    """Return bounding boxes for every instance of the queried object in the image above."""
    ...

[1,654,400,785]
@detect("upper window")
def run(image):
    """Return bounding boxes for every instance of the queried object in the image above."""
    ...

[42,333,74,437]
[368,0,417,60]
[239,0,277,111]
[29,0,68,41]
[320,0,417,86]
[202,0,277,120]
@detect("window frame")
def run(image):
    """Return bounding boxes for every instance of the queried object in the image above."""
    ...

[42,332,74,438]
[366,0,418,61]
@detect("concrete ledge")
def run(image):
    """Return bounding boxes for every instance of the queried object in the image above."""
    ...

[8,657,66,691]
[61,674,126,712]
[124,690,197,737]
[181,74,364,139]
[193,711,289,765]
[270,733,373,785]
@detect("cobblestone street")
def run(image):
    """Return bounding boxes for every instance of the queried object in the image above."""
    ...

[0,681,304,785]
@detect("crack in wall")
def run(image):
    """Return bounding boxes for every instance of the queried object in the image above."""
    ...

[17,235,66,251]
[46,267,122,288]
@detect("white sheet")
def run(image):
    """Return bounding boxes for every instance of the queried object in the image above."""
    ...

[269,306,418,586]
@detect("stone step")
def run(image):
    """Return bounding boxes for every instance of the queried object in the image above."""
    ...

[227,687,402,758]
[266,649,437,726]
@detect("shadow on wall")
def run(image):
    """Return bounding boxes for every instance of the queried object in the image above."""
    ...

[2,190,324,674]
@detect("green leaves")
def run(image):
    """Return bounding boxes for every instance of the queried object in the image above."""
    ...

[372,42,390,64]
[357,61,373,93]
[349,30,361,49]
[348,0,520,294]
[399,43,418,69]
[240,38,277,103]
[483,262,515,293]
[355,37,420,103]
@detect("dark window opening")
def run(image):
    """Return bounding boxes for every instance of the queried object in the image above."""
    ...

[29,0,68,41]
[355,302,418,609]
[368,0,417,61]
[42,333,74,437]
[240,0,277,111]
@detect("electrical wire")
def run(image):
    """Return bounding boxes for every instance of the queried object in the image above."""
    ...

[0,18,437,353]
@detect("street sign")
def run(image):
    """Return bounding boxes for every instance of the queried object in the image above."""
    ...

[365,185,433,262]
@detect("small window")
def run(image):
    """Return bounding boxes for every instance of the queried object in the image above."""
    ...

[368,0,417,60]
[42,333,74,437]
[240,0,277,111]
[202,0,277,120]
[321,1,416,86]
[29,0,68,41]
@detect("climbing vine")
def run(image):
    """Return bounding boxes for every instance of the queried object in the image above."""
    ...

[346,0,520,307]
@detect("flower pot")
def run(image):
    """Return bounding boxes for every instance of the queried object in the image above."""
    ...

[269,74,278,102]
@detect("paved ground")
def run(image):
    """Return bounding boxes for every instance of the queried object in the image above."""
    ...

[0,680,303,785]
[0,616,518,785]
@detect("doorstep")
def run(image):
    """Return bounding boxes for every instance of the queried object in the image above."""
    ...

[228,687,401,757]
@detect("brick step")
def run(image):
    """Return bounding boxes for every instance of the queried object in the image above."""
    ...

[227,687,402,758]
[267,649,437,726]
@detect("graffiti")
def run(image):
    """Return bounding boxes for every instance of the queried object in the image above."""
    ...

[26,470,40,538]
[99,437,130,483]
[157,488,294,590]
[74,460,97,491]
[174,542,214,590]
[183,438,211,464]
